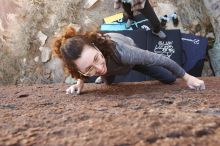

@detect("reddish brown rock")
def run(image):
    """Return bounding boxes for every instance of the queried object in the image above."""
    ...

[0,77,220,145]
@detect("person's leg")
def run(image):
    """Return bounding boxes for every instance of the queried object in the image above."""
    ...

[132,65,176,84]
[138,0,166,39]
[138,0,161,33]
[105,75,115,85]
[122,3,135,28]
[122,3,134,20]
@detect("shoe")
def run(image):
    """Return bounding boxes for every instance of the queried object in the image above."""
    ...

[171,12,179,27]
[160,15,168,28]
[125,19,134,29]
[95,76,104,84]
[152,30,167,39]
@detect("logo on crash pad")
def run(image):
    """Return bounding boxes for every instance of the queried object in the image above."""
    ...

[154,41,175,58]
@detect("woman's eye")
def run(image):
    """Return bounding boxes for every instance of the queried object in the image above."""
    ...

[86,66,93,73]
[94,54,99,63]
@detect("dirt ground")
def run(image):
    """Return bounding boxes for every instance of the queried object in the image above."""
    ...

[1,77,220,146]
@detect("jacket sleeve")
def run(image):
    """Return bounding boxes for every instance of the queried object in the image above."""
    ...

[106,33,136,46]
[115,42,186,77]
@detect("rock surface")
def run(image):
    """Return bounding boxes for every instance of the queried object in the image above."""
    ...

[203,0,220,76]
[1,77,220,146]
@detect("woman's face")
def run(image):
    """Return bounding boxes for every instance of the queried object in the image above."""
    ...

[74,45,107,77]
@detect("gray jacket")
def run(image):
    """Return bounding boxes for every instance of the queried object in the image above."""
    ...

[102,33,185,82]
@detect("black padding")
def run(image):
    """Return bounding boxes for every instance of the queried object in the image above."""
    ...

[187,60,205,77]
[146,29,183,66]
[131,14,153,31]
[181,33,208,76]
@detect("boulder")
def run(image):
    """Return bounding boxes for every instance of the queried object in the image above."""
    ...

[39,47,52,63]
[203,0,220,75]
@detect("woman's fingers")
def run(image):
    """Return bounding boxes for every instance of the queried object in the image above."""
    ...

[188,84,195,90]
[66,85,78,94]
[196,80,205,90]
[71,86,77,94]
[200,82,206,90]
[188,80,205,91]
[194,82,200,88]
[76,87,81,94]
[66,86,72,94]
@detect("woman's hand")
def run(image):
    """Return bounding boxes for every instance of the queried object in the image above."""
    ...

[114,0,121,9]
[183,73,205,90]
[131,0,145,11]
[66,79,84,95]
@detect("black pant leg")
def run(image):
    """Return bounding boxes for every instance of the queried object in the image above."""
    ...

[138,0,161,33]
[103,75,115,85]
[122,3,135,20]
[132,65,176,84]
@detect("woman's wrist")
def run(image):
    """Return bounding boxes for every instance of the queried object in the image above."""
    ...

[182,72,190,81]
[77,79,84,85]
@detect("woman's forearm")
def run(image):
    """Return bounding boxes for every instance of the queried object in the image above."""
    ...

[182,72,190,81]
[77,79,84,85]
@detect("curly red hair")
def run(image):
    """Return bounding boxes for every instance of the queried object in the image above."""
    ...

[52,26,115,80]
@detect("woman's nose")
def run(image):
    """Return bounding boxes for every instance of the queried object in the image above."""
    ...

[93,64,103,72]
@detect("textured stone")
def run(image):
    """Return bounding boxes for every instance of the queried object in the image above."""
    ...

[39,47,52,63]
[84,0,99,9]
[203,0,220,76]
[46,58,65,83]
[0,77,220,145]
[34,56,39,63]
[37,31,47,47]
